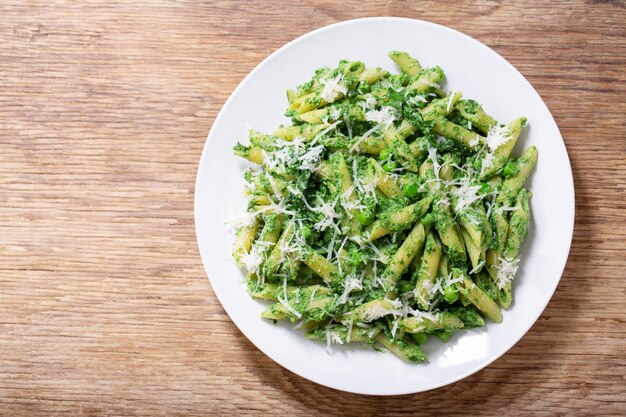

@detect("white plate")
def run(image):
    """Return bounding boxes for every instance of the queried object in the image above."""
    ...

[194,17,574,395]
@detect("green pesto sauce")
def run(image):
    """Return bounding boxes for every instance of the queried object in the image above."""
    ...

[232,52,535,363]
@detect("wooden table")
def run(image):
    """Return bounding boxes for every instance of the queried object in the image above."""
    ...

[1,1,624,415]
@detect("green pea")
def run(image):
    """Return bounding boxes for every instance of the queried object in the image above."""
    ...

[443,285,459,303]
[379,148,392,160]
[479,183,492,195]
[412,332,428,345]
[403,182,419,198]
[503,161,519,177]
[357,211,373,226]
[382,161,397,172]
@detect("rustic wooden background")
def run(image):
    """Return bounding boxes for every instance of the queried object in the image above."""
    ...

[1,1,624,415]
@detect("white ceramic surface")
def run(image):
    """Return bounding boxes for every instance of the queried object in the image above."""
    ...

[194,17,574,395]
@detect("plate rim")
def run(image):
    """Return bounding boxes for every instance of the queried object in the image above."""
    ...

[194,16,575,395]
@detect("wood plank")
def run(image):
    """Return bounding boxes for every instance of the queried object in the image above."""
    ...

[0,1,624,415]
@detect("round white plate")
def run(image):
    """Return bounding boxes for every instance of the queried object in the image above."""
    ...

[195,17,574,395]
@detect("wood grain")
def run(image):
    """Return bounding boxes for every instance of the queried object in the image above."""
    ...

[0,1,625,415]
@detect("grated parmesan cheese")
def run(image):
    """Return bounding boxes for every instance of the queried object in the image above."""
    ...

[320,74,347,102]
[364,106,398,127]
[495,257,520,289]
[468,260,486,275]
[449,176,483,212]
[428,147,442,179]
[277,225,305,265]
[446,91,456,113]
[252,199,295,217]
[277,296,302,319]
[407,94,427,106]
[444,272,465,289]
[485,124,511,152]
[422,79,440,89]
[338,274,364,305]
[408,310,440,329]
[346,319,354,343]
[361,299,403,322]
[239,248,263,273]
[343,114,353,140]
[312,200,341,232]
[325,230,338,261]
[480,151,496,177]
[349,124,380,153]
[486,187,499,217]
[297,144,325,172]
[291,135,306,149]
[391,319,400,338]
[367,241,388,264]
[325,323,344,351]
[496,205,519,214]
[225,209,256,230]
